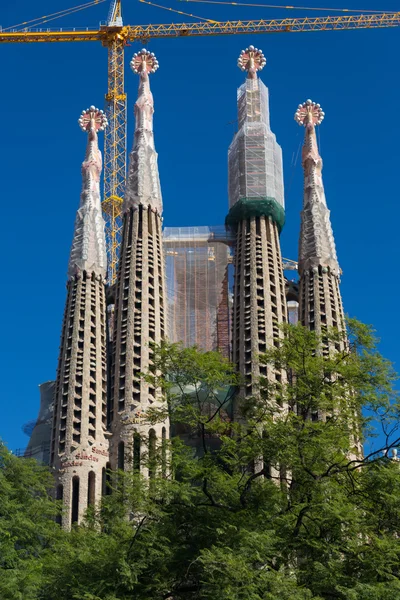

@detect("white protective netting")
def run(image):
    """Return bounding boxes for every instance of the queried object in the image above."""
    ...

[163,227,233,358]
[228,77,284,210]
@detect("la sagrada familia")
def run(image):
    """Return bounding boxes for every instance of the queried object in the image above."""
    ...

[30,46,346,527]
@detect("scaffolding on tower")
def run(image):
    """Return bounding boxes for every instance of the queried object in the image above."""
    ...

[163,227,234,358]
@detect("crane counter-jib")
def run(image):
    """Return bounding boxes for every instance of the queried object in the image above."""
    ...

[1,11,400,44]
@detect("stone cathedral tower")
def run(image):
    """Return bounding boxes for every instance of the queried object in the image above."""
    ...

[227,47,287,397]
[50,107,110,528]
[110,49,168,473]
[295,100,346,351]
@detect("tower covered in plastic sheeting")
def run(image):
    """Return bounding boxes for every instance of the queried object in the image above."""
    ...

[164,226,233,359]
[228,49,285,230]
[227,47,287,400]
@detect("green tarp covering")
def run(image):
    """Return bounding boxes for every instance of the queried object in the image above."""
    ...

[225,197,285,234]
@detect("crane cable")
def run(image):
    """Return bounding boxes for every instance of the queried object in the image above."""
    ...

[139,0,220,22]
[177,0,394,14]
[3,0,106,32]
[3,0,392,32]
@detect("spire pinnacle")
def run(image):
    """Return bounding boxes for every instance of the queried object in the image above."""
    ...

[237,45,266,80]
[131,48,159,75]
[124,49,162,214]
[295,100,339,276]
[68,107,108,279]
[295,99,325,128]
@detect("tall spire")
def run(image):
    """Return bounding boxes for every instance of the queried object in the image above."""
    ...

[295,100,345,343]
[110,50,168,474]
[51,108,110,528]
[228,46,287,402]
[295,100,339,276]
[124,49,162,214]
[68,107,108,279]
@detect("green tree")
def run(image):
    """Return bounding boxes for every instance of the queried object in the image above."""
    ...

[0,443,61,600]
[41,322,400,600]
[3,321,400,600]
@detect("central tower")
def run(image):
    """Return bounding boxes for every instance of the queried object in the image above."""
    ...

[227,47,287,398]
[110,50,168,473]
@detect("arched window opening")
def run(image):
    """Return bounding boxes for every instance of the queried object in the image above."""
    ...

[56,484,63,525]
[133,433,141,472]
[161,427,167,478]
[88,471,96,506]
[71,476,80,525]
[118,441,125,471]
[149,429,156,479]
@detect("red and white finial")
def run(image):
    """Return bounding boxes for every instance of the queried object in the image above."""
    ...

[295,99,325,127]
[130,49,159,75]
[78,106,108,132]
[237,45,266,78]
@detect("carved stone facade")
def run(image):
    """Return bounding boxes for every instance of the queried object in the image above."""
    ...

[109,50,169,473]
[232,216,287,394]
[50,107,110,528]
[110,206,167,472]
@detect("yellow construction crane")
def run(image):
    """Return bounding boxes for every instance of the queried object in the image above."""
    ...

[1,2,399,283]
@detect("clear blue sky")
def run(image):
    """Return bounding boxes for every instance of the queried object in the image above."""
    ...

[1,0,399,452]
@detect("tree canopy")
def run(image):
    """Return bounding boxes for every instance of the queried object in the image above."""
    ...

[2,320,400,600]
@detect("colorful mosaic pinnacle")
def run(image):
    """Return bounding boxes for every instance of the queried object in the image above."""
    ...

[237,45,266,78]
[130,48,159,75]
[295,99,325,127]
[78,106,108,132]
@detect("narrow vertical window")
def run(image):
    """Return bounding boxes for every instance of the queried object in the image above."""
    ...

[71,476,80,525]
[118,442,125,471]
[88,471,96,506]
[56,484,63,525]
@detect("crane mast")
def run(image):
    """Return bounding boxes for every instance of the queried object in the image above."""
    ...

[102,0,126,285]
